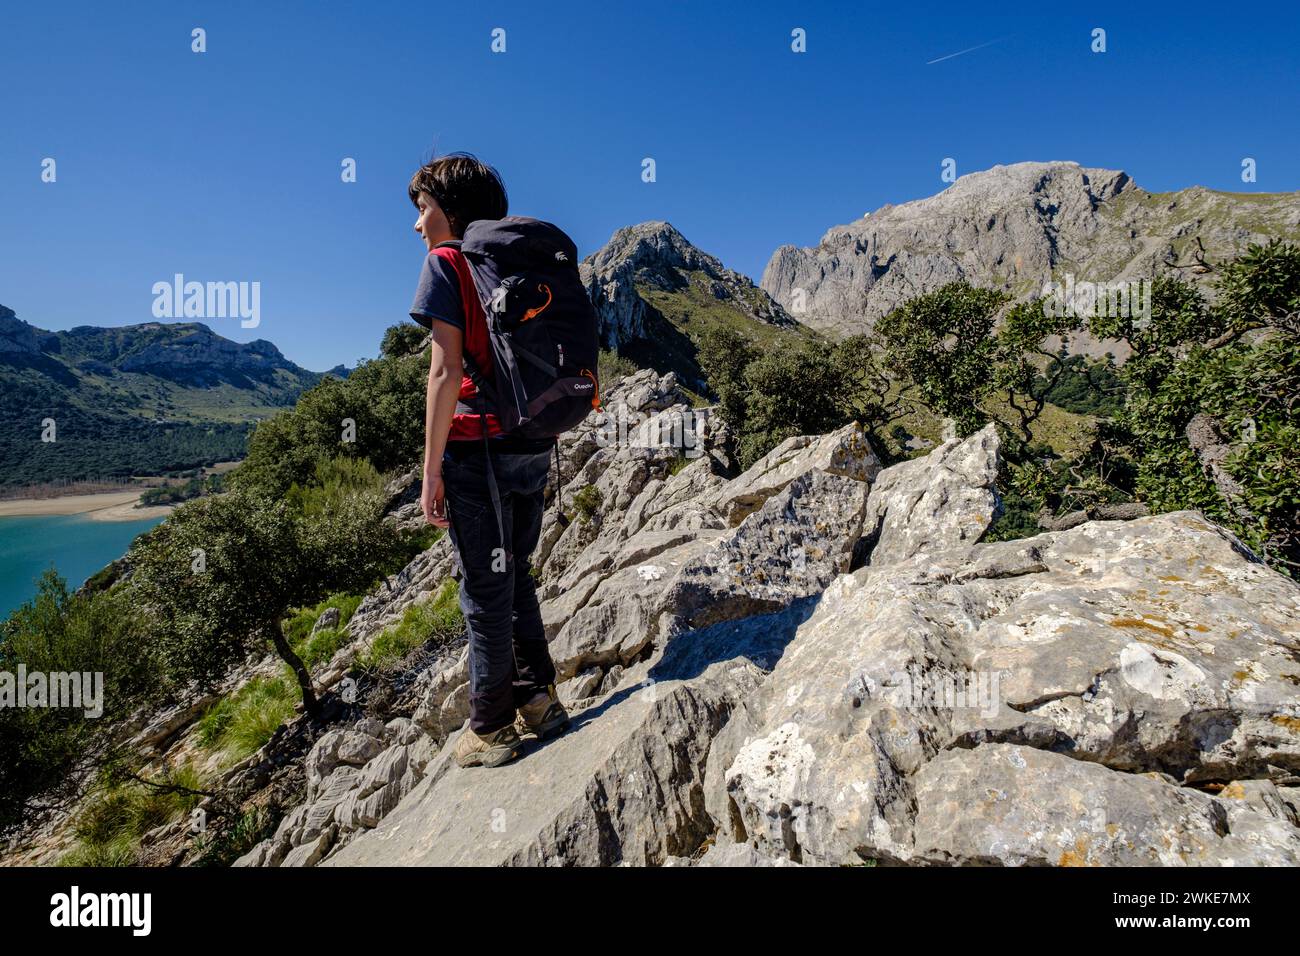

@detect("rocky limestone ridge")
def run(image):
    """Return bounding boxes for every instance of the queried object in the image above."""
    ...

[225,369,1300,868]
[0,305,60,356]
[233,368,739,865]
[64,324,303,387]
[760,161,1300,352]
[581,221,802,355]
[162,367,724,866]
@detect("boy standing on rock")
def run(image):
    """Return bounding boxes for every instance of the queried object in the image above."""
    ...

[408,153,572,768]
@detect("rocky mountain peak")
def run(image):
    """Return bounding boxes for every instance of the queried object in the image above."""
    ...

[580,221,800,358]
[583,220,729,287]
[762,161,1300,346]
[929,160,1131,208]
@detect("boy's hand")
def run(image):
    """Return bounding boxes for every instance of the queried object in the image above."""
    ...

[422,471,449,528]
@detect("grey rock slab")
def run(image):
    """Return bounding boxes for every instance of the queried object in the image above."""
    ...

[707,511,1300,866]
[860,422,1000,567]
[911,744,1300,866]
[324,599,809,867]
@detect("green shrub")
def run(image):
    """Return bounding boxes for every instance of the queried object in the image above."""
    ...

[58,763,206,867]
[130,478,404,718]
[571,484,603,522]
[284,455,384,519]
[282,592,365,660]
[190,805,276,868]
[876,283,1008,438]
[597,348,640,389]
[196,677,299,764]
[0,573,161,836]
[697,326,901,470]
[1093,244,1300,576]
[229,349,429,499]
[1035,355,1126,418]
[358,579,463,672]
[381,323,429,360]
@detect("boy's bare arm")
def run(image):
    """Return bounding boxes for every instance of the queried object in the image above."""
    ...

[423,321,464,477]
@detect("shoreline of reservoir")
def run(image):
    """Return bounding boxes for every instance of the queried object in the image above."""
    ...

[0,461,241,523]
[0,491,176,522]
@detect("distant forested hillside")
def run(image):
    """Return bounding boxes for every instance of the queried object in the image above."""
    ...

[0,306,331,487]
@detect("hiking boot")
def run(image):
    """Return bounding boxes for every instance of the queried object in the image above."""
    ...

[453,723,523,768]
[514,684,570,740]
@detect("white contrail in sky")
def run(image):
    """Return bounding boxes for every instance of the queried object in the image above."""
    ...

[926,35,1013,65]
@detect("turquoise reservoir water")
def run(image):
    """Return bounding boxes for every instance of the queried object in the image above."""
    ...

[0,514,165,619]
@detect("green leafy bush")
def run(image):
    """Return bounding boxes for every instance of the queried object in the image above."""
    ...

[1104,245,1300,574]
[876,282,1008,438]
[129,477,404,715]
[0,573,162,835]
[571,484,604,523]
[229,349,428,499]
[696,326,901,469]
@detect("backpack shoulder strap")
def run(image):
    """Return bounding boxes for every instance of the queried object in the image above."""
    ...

[429,242,493,395]
[429,242,472,330]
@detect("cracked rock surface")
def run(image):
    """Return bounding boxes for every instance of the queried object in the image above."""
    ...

[704,512,1300,865]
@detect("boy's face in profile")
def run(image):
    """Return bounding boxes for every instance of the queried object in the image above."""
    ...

[413,190,455,251]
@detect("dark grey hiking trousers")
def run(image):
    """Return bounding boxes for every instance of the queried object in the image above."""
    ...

[442,442,558,735]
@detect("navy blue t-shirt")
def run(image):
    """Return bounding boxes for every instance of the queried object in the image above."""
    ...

[409,254,464,333]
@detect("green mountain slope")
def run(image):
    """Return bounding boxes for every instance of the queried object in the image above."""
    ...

[0,305,328,488]
[581,221,824,403]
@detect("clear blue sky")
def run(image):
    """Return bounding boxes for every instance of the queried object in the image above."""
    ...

[2,0,1297,371]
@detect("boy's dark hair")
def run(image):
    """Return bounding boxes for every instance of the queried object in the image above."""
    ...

[408,152,509,238]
